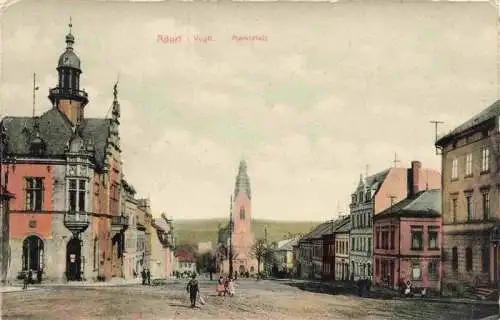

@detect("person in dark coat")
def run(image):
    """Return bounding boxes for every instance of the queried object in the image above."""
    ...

[141,269,147,285]
[146,269,151,285]
[22,270,31,290]
[186,274,200,308]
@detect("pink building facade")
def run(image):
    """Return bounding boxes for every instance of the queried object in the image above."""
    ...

[373,189,442,293]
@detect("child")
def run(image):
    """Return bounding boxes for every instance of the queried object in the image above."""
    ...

[216,276,225,296]
[227,278,235,297]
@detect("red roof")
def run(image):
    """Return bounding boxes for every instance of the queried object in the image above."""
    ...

[175,251,196,263]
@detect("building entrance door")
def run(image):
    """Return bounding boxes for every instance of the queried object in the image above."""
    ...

[66,238,82,281]
[22,235,44,282]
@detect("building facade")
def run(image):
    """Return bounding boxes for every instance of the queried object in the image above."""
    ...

[217,160,258,275]
[122,180,139,280]
[150,216,175,279]
[334,217,350,281]
[349,161,441,281]
[373,189,442,293]
[0,23,128,283]
[0,184,14,283]
[271,237,298,274]
[436,100,500,289]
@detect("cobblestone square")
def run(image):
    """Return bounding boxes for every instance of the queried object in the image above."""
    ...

[1,280,498,320]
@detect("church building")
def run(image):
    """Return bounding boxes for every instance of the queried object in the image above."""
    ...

[0,21,128,283]
[216,160,258,275]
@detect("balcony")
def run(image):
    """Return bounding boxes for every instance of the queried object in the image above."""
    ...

[111,215,128,231]
[48,87,89,105]
[64,211,90,234]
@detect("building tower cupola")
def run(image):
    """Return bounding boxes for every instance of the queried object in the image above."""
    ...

[48,17,89,127]
[234,159,251,200]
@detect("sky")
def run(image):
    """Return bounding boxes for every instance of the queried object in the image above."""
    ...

[0,0,498,221]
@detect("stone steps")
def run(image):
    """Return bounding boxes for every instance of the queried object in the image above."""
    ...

[473,287,498,300]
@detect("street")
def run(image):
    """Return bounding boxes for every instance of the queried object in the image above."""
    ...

[1,279,498,320]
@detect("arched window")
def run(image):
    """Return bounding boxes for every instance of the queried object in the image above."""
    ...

[240,207,245,220]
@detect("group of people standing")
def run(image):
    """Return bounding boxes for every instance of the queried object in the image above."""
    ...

[185,273,238,309]
[216,275,236,297]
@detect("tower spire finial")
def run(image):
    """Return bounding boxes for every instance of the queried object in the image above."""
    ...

[69,17,72,33]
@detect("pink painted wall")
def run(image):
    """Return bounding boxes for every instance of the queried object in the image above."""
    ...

[373,215,442,290]
[232,192,254,259]
[6,163,54,240]
[399,218,442,255]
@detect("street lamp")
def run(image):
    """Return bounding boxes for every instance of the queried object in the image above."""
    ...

[229,195,234,277]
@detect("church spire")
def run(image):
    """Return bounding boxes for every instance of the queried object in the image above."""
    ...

[234,159,251,200]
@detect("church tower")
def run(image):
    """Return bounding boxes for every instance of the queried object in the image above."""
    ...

[48,19,89,126]
[230,159,257,274]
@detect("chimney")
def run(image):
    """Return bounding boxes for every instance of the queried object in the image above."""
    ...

[411,161,422,196]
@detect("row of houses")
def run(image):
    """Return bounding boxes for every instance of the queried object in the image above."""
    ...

[293,99,500,295]
[0,23,177,283]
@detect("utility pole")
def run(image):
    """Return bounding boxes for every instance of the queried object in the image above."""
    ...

[228,195,234,277]
[430,120,444,155]
[32,73,39,118]
[392,153,401,168]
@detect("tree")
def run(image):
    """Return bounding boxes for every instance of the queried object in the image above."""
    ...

[251,239,273,275]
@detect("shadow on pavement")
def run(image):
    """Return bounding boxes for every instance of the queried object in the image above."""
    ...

[280,281,395,300]
[168,304,193,309]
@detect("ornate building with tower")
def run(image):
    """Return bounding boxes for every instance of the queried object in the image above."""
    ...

[216,160,258,275]
[0,21,128,283]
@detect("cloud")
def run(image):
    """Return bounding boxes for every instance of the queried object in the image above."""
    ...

[0,1,497,222]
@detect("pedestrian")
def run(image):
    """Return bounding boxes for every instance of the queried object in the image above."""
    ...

[216,276,225,296]
[234,271,237,280]
[141,269,146,285]
[22,270,30,290]
[223,276,229,296]
[227,277,236,297]
[186,274,200,308]
[146,269,151,285]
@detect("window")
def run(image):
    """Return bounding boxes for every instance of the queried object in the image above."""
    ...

[466,195,473,221]
[482,246,490,273]
[465,153,472,176]
[382,231,389,249]
[390,229,395,250]
[376,231,380,249]
[93,238,98,270]
[466,247,473,272]
[428,226,439,249]
[481,147,490,172]
[452,247,458,272]
[25,177,43,211]
[428,261,438,280]
[109,183,119,216]
[451,159,458,179]
[482,192,490,220]
[240,207,245,220]
[367,238,371,254]
[451,198,458,223]
[411,263,421,280]
[411,226,423,250]
[69,179,87,212]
